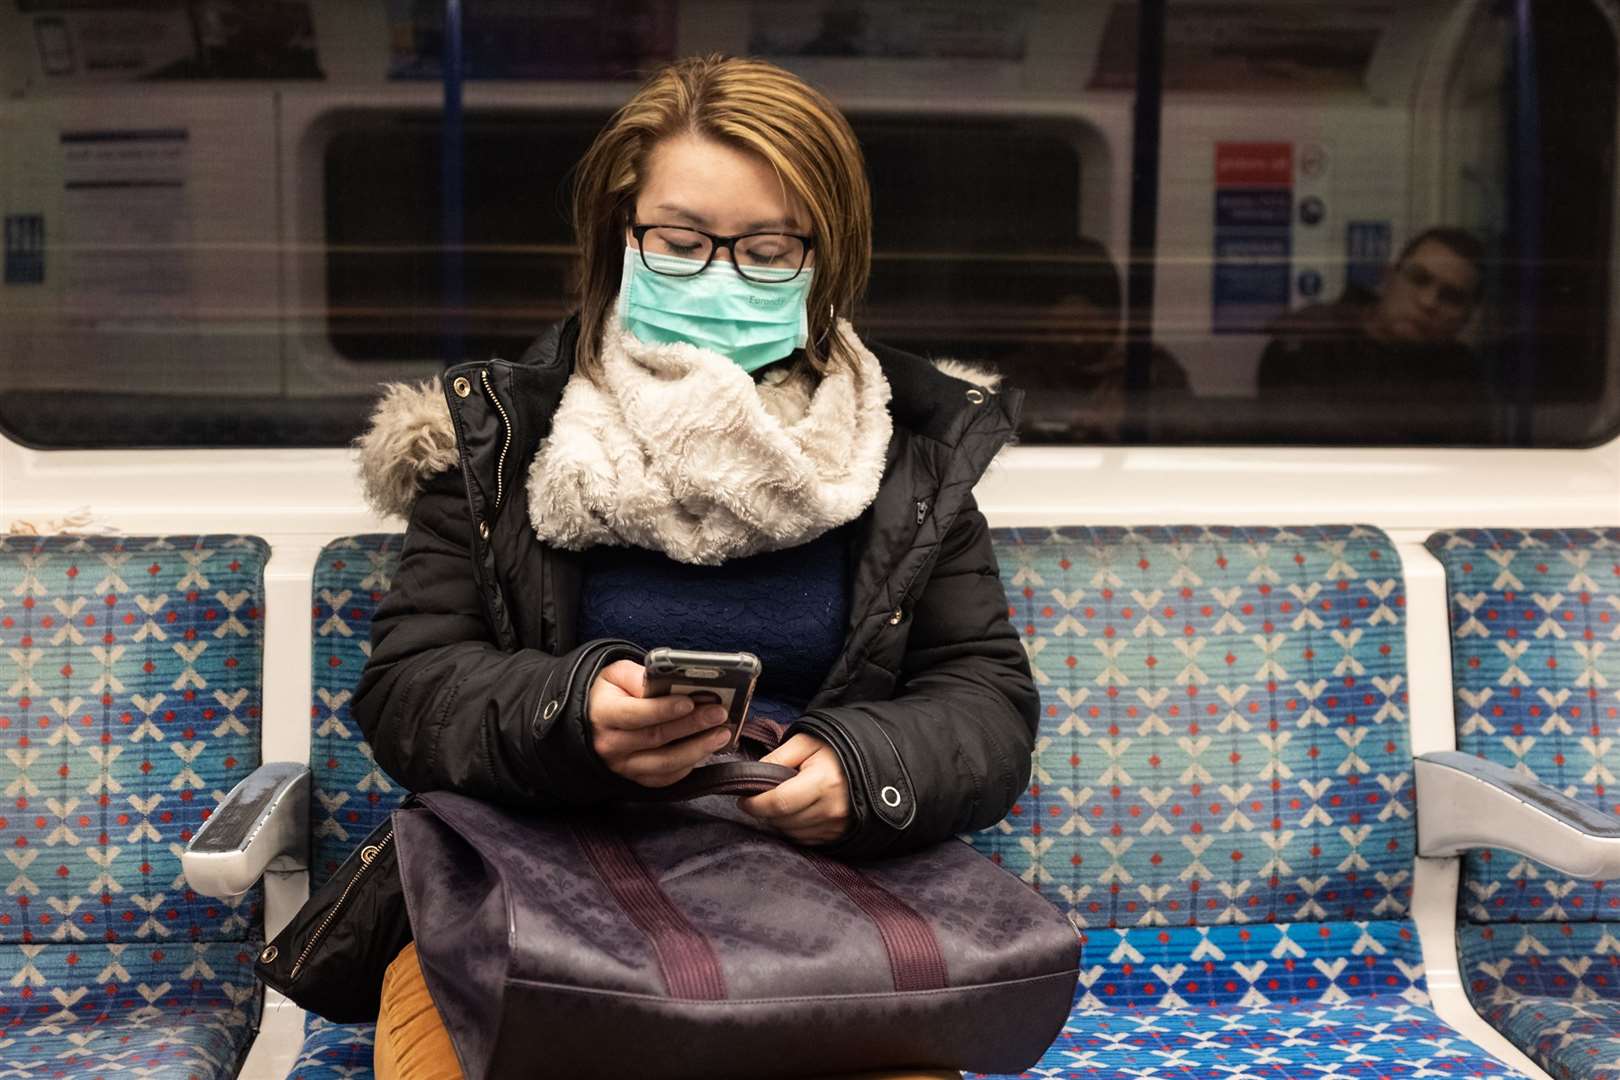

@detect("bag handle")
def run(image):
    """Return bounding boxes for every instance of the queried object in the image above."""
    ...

[629,761,797,802]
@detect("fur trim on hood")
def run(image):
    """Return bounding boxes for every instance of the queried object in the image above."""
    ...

[929,357,1001,391]
[354,355,1002,520]
[355,378,460,521]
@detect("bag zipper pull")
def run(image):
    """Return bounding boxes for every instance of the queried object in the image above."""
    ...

[915,499,929,525]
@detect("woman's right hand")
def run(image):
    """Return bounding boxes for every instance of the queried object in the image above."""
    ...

[587,660,734,787]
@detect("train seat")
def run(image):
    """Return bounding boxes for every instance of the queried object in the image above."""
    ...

[0,534,267,1078]
[189,526,1564,1079]
[286,535,406,1079]
[967,525,1522,1079]
[1425,528,1620,1080]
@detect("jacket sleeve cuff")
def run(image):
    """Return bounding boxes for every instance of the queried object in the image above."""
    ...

[528,638,646,805]
[789,709,918,860]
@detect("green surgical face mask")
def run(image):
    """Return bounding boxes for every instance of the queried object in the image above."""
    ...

[615,246,814,373]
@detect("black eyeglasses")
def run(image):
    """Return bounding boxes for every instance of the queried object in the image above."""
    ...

[630,221,815,282]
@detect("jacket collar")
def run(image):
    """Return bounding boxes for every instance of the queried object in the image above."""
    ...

[354,316,1016,522]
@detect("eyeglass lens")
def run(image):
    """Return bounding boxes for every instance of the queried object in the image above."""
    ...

[639,226,807,280]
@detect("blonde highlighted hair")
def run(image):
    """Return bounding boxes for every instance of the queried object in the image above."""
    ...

[570,54,872,377]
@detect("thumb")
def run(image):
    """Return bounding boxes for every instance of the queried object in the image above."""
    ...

[600,660,646,697]
[761,733,822,770]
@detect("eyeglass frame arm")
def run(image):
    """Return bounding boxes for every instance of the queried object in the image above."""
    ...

[1415,750,1620,879]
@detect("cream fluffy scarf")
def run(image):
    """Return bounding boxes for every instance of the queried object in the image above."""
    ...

[526,317,893,565]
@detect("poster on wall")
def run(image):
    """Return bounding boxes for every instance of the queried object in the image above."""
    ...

[1211,142,1292,335]
[1090,2,1394,92]
[59,129,195,319]
[1211,140,1338,334]
[384,0,675,80]
[17,0,323,80]
[748,0,1033,60]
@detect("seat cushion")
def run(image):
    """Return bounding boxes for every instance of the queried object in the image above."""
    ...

[292,1003,1518,1080]
[0,914,259,1077]
[310,535,406,889]
[978,525,1416,928]
[972,994,1519,1078]
[290,1016,375,1078]
[961,922,1515,1078]
[1462,922,1620,1080]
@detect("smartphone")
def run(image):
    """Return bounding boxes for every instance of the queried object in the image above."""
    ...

[641,648,762,753]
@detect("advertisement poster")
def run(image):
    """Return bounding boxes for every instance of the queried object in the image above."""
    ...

[385,0,675,80]
[19,0,322,81]
[1211,140,1337,333]
[59,129,195,318]
[1091,2,1394,92]
[748,0,1033,60]
[1211,142,1292,334]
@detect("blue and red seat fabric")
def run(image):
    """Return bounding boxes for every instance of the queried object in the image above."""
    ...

[963,526,1517,1078]
[289,535,405,1078]
[286,527,1539,1079]
[0,534,267,1079]
[1431,528,1620,1080]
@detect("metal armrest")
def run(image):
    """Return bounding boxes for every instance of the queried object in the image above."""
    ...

[1416,750,1620,878]
[183,762,311,902]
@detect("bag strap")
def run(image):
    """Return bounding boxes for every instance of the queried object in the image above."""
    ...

[628,761,798,802]
[594,761,951,997]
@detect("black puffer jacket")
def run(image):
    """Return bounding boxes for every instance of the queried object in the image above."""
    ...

[351,316,1037,860]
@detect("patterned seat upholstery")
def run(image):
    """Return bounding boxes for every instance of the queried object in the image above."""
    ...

[290,535,404,1080]
[0,534,266,1078]
[1430,528,1620,1080]
[967,525,1519,1079]
[282,526,1527,1080]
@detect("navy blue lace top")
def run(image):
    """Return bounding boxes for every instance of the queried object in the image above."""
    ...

[577,522,855,729]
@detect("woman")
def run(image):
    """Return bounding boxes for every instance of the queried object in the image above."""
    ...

[350,54,1037,1079]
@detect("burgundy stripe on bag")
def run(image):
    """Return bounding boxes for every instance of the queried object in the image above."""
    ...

[800,851,949,992]
[572,822,728,1001]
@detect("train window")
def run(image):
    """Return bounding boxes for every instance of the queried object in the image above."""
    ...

[322,111,607,366]
[0,0,1615,450]
[318,112,1097,380]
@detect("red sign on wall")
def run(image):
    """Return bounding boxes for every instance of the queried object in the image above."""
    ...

[1215,143,1294,187]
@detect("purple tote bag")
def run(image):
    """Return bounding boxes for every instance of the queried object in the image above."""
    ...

[394,763,1079,1080]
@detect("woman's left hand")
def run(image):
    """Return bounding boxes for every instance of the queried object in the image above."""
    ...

[737,733,851,845]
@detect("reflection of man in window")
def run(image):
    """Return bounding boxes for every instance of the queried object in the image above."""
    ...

[1257,228,1492,442]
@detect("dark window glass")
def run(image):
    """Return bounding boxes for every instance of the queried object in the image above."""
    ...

[1,1,1615,449]
[323,111,606,366]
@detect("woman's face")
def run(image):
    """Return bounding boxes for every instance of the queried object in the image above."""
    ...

[626,133,815,273]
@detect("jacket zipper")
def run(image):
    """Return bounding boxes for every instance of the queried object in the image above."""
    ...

[479,368,513,512]
[287,828,394,982]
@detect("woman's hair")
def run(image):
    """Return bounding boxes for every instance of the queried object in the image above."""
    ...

[570,54,872,377]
